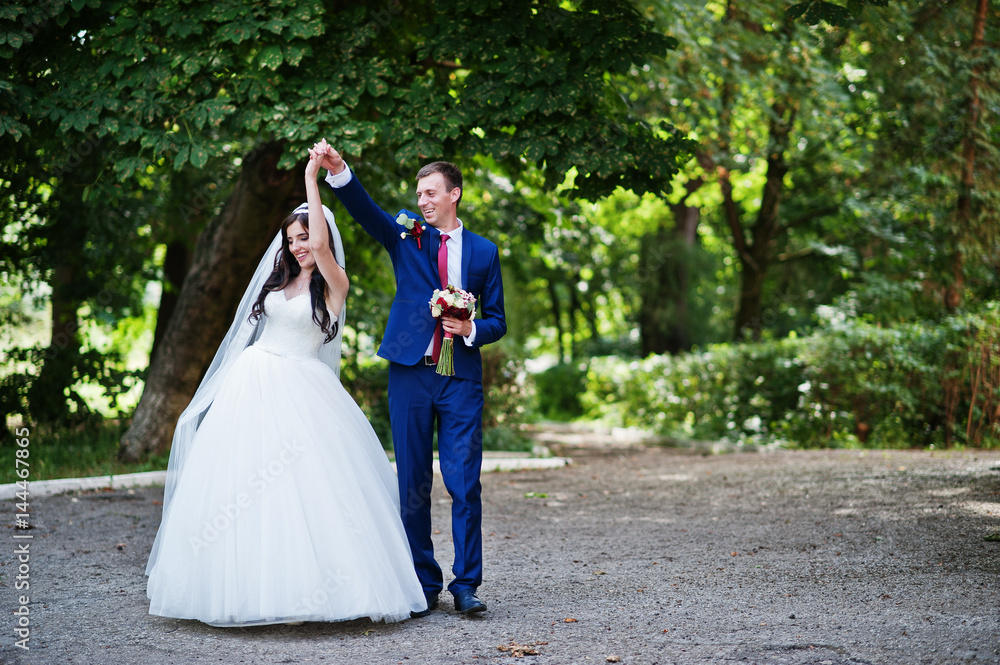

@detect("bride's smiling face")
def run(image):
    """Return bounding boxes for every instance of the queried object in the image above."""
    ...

[286,220,315,270]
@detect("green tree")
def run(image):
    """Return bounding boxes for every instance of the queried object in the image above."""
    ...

[1,0,693,458]
[845,0,1000,317]
[1,0,156,427]
[617,0,948,345]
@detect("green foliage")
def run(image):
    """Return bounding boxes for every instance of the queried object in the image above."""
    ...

[626,0,877,341]
[841,0,1000,313]
[1,0,693,438]
[535,362,588,421]
[481,426,532,453]
[786,0,888,27]
[584,304,1000,449]
[339,357,393,450]
[0,420,169,483]
[2,344,144,427]
[2,0,998,462]
[1,0,692,197]
[482,343,533,431]
[338,342,535,452]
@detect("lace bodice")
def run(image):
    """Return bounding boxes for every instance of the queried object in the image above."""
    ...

[252,291,333,360]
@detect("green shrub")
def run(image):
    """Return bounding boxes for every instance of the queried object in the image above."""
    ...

[583,305,1000,449]
[534,362,588,420]
[341,360,393,449]
[481,343,534,431]
[340,343,535,452]
[481,425,532,452]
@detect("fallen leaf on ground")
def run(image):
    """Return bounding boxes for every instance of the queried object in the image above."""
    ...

[498,641,544,657]
[607,656,621,663]
[564,617,578,623]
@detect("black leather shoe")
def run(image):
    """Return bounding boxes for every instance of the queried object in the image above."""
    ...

[411,592,439,618]
[453,590,487,615]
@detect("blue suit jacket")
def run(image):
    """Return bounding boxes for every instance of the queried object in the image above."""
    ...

[331,174,506,382]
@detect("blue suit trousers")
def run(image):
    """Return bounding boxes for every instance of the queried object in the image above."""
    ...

[389,362,484,596]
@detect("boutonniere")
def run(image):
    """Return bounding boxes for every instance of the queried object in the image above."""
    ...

[396,213,425,249]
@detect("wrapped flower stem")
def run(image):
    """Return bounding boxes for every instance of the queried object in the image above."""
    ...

[437,332,455,376]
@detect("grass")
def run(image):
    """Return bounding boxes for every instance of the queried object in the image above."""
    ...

[0,420,533,485]
[1,420,170,485]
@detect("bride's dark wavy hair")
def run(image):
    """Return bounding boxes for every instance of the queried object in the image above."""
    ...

[249,211,338,342]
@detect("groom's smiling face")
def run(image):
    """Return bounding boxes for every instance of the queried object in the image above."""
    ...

[416,172,460,229]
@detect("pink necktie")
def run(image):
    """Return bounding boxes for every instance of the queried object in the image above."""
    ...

[432,234,449,363]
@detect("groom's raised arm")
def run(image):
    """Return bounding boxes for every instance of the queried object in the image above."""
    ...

[324,166,404,251]
[315,143,401,250]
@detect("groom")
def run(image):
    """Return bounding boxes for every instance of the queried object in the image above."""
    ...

[314,140,506,616]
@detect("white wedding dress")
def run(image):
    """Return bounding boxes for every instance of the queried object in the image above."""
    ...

[146,291,426,626]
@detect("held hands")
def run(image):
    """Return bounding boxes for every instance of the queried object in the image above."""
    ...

[310,138,346,176]
[305,147,324,181]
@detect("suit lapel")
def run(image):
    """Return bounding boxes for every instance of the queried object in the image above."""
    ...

[461,230,472,292]
[425,225,441,276]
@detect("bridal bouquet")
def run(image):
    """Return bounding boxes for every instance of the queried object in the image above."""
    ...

[429,285,477,376]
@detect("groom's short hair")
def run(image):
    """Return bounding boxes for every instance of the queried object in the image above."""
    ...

[416,161,463,206]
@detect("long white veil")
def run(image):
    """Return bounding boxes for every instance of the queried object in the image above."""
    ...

[145,203,346,575]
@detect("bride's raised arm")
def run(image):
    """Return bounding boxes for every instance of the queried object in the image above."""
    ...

[305,148,349,317]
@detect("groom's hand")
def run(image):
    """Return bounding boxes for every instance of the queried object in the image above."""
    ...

[442,316,473,338]
[312,138,346,175]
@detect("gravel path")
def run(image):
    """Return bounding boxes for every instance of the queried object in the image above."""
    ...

[1,446,999,665]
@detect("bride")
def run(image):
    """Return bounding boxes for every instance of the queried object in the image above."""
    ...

[145,148,427,626]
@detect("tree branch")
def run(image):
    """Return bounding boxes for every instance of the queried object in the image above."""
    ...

[784,204,841,230]
[777,246,816,262]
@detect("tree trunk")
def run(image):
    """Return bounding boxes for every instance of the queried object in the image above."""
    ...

[151,168,225,362]
[733,247,769,340]
[27,263,82,424]
[638,200,699,356]
[150,240,190,364]
[547,277,566,363]
[119,142,305,461]
[568,273,580,360]
[944,0,987,312]
[733,96,798,340]
[582,289,600,342]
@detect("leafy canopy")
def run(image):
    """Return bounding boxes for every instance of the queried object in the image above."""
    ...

[1,0,693,200]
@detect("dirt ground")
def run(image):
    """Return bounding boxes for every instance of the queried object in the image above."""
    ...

[1,445,999,665]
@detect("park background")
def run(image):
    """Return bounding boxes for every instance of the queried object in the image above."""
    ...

[1,0,998,483]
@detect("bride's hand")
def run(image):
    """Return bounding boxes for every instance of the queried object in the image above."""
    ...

[306,148,324,180]
[312,138,346,175]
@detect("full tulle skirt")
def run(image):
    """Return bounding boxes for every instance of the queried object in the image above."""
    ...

[146,346,426,626]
